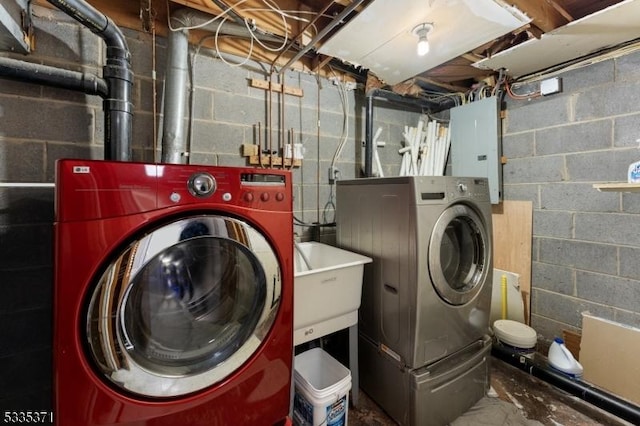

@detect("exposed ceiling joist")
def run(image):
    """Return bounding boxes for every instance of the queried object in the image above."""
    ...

[507,0,571,32]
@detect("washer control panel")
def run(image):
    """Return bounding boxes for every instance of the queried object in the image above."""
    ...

[154,166,291,211]
[57,160,292,220]
[448,178,489,201]
[239,172,287,208]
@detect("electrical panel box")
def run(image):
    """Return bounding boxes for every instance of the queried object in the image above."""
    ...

[0,0,31,54]
[450,96,502,204]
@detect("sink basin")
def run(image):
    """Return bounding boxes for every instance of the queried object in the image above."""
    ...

[293,241,372,345]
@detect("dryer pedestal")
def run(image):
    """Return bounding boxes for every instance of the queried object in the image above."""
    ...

[359,334,491,426]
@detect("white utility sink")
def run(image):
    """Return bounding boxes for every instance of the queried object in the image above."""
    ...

[293,241,372,345]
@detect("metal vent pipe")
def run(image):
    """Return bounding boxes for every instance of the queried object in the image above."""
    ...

[161,9,281,164]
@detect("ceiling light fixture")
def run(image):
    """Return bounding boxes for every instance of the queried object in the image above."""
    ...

[412,23,433,56]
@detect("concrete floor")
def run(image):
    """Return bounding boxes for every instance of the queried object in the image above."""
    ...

[348,357,633,426]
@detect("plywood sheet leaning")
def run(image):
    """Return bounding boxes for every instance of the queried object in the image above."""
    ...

[491,200,532,324]
[580,313,640,406]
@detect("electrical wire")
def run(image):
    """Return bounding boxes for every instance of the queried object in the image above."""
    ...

[166,0,307,57]
[419,89,465,107]
[322,185,337,224]
[505,79,541,100]
[328,67,350,175]
[242,0,289,52]
[217,19,255,67]
[294,215,335,228]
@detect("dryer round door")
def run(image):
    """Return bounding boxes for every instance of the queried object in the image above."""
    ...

[428,203,491,306]
[85,215,282,398]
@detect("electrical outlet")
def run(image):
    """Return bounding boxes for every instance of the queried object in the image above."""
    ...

[328,166,339,184]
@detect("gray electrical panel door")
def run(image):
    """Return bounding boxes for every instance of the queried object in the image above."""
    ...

[450,97,502,204]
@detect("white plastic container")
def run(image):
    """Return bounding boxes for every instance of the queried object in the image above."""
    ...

[548,337,583,377]
[629,160,640,183]
[293,348,352,426]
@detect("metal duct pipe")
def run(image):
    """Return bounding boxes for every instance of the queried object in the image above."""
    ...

[47,0,134,162]
[492,344,640,425]
[0,56,108,97]
[161,9,282,164]
[162,20,190,164]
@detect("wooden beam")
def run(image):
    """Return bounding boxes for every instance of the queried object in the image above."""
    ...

[331,0,369,13]
[250,78,304,96]
[509,0,570,32]
[546,0,574,22]
[169,0,303,39]
[313,54,334,71]
[36,0,169,36]
[248,155,301,167]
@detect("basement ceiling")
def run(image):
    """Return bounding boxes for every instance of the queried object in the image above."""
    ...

[316,0,531,86]
[164,0,633,92]
[473,0,640,78]
[32,0,636,93]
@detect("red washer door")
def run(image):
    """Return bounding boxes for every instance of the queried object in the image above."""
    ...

[85,215,282,397]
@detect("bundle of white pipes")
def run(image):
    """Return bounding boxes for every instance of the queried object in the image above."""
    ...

[399,117,450,176]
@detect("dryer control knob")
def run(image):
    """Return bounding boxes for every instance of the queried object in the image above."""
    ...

[260,192,270,202]
[244,192,254,202]
[275,192,284,202]
[457,183,467,193]
[188,173,216,197]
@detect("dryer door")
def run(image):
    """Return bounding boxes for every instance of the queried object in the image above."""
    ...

[85,215,282,398]
[428,203,490,306]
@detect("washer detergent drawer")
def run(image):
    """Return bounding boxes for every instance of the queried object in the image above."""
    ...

[410,335,491,425]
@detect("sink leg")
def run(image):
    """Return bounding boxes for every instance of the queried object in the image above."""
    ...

[349,324,359,407]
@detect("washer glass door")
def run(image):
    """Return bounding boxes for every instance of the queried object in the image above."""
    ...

[428,203,490,306]
[85,215,282,397]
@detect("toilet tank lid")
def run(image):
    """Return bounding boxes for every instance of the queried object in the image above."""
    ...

[493,319,537,348]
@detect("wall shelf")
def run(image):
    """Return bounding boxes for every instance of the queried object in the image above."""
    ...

[593,183,640,192]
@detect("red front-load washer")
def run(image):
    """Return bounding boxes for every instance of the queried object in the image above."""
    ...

[53,159,293,425]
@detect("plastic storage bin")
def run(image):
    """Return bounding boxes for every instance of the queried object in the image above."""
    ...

[293,348,351,426]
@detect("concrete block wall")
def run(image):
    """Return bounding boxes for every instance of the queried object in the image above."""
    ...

[0,5,418,410]
[502,50,640,342]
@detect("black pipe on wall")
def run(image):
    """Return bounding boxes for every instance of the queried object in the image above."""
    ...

[492,344,640,425]
[47,0,134,162]
[0,56,108,97]
[364,95,374,177]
